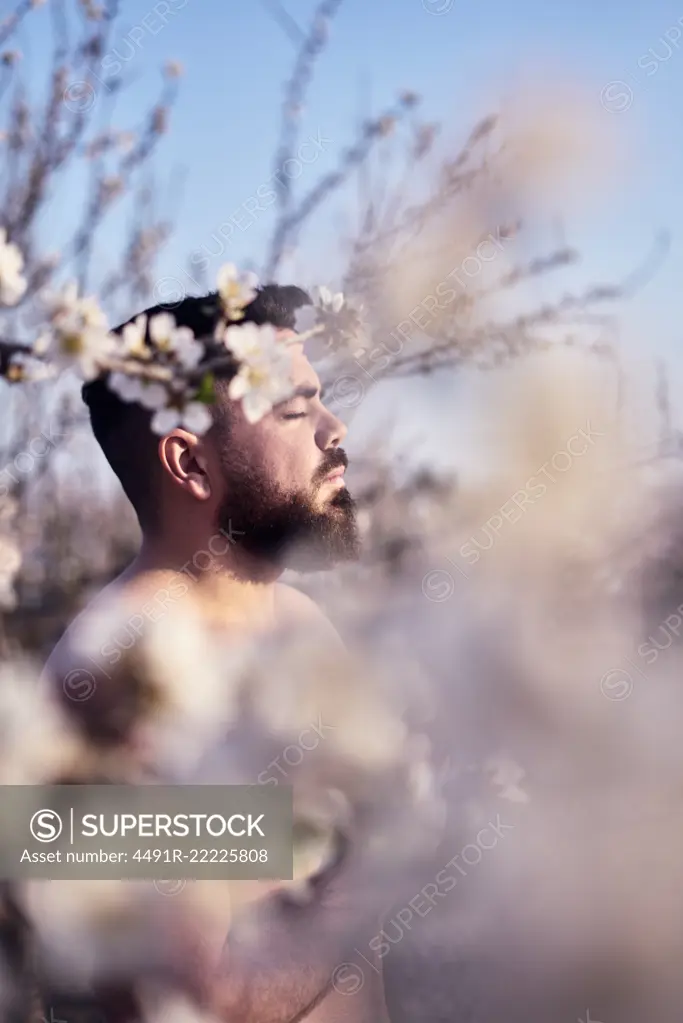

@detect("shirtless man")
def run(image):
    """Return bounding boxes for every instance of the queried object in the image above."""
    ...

[43,284,390,1022]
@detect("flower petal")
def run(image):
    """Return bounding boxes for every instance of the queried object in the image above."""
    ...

[183,402,213,435]
[217,263,238,287]
[149,312,176,344]
[175,336,204,370]
[138,382,168,410]
[151,407,180,435]
[224,323,259,359]
[227,372,249,400]
[242,390,274,424]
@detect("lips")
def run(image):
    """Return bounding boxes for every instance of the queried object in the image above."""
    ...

[316,450,348,486]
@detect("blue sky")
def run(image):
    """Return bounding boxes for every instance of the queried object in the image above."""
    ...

[111,0,683,333]
[15,0,683,470]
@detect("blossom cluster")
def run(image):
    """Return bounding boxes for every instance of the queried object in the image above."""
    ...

[0,494,19,610]
[0,590,444,1010]
[0,230,362,434]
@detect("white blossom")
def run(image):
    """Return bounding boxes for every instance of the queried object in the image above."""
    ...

[0,227,27,306]
[59,325,112,380]
[0,658,83,784]
[293,285,351,358]
[223,322,294,423]
[0,534,21,609]
[42,281,112,380]
[148,313,204,368]
[315,284,344,313]
[216,262,258,321]
[173,330,204,370]
[293,286,344,335]
[110,373,168,412]
[148,312,177,349]
[4,348,54,383]
[46,280,107,330]
[120,314,149,360]
[223,320,276,362]
[107,371,143,404]
[137,381,169,411]
[151,401,213,436]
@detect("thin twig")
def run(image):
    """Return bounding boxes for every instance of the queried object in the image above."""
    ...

[257,0,305,46]
[263,0,346,279]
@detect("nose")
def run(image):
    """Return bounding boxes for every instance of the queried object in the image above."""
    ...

[318,407,347,450]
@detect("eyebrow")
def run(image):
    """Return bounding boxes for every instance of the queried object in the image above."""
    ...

[272,384,325,412]
[290,384,325,400]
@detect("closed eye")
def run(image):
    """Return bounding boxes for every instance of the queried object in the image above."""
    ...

[282,411,308,420]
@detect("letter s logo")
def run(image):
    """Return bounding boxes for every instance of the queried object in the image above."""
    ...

[30,809,63,843]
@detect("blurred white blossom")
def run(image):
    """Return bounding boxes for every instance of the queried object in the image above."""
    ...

[216,262,258,323]
[121,313,151,360]
[224,321,294,423]
[149,313,204,369]
[151,399,212,436]
[0,227,27,306]
[315,284,344,313]
[0,534,20,608]
[108,371,145,404]
[40,281,112,380]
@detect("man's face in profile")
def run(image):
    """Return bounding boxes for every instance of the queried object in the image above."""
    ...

[213,337,360,571]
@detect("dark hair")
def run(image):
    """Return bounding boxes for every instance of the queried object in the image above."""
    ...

[82,284,311,531]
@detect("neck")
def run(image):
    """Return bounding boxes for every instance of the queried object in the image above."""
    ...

[125,529,284,627]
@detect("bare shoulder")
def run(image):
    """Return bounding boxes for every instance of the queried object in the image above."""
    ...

[274,584,344,648]
[41,602,95,688]
[40,575,133,690]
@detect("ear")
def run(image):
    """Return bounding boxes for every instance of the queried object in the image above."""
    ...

[158,429,213,501]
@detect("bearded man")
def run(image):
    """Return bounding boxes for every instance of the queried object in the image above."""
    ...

[43,284,391,1023]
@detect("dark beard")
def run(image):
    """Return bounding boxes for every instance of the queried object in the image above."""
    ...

[216,451,360,572]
